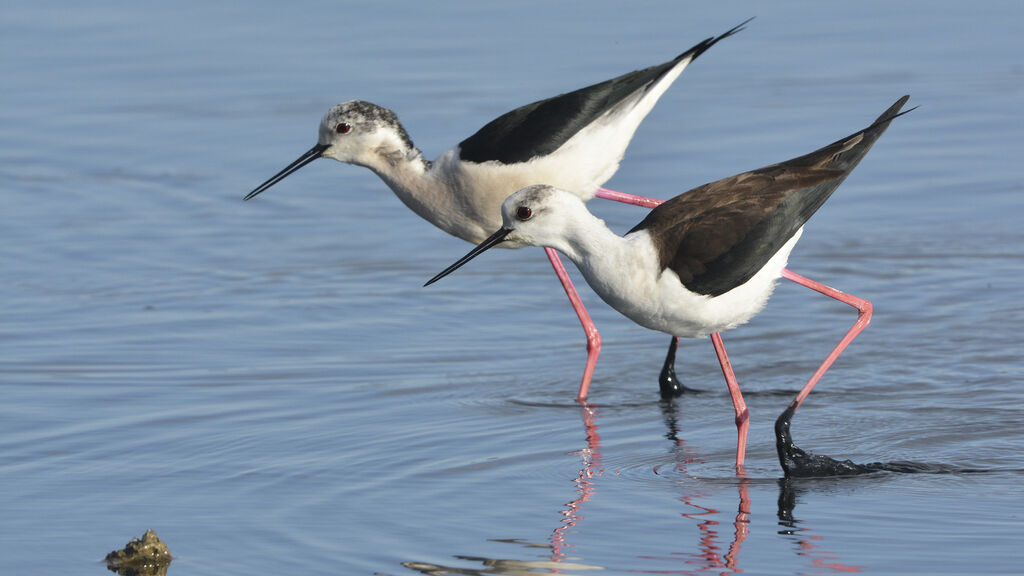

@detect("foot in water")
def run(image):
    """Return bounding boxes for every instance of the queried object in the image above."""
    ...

[774,402,943,477]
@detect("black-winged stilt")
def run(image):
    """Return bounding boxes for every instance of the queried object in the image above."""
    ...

[426,96,913,471]
[244,20,751,401]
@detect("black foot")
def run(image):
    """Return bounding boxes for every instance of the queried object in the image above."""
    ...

[659,361,686,398]
[775,403,884,478]
[659,336,699,399]
[775,404,964,477]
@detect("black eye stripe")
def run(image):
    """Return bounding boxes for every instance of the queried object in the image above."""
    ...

[516,206,532,220]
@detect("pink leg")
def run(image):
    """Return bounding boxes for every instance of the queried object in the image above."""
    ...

[779,268,873,412]
[542,187,660,400]
[595,187,664,209]
[710,333,749,472]
[594,189,871,472]
[545,247,601,401]
[597,189,869,463]
[601,186,748,471]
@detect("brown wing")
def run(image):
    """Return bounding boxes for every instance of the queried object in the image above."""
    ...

[629,95,911,296]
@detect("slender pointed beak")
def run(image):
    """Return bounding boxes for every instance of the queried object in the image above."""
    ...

[424,227,512,287]
[244,143,331,201]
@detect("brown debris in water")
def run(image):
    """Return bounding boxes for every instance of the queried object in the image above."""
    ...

[104,529,172,576]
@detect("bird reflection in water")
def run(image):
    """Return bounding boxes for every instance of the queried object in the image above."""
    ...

[634,401,751,574]
[400,402,867,576]
[550,402,603,561]
[777,479,864,573]
[399,404,608,576]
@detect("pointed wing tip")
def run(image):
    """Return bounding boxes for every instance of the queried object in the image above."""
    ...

[872,95,915,128]
[682,17,755,62]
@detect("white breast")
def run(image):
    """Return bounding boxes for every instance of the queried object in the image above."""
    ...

[578,229,803,339]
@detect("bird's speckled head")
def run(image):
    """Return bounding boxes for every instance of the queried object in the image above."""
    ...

[244,100,424,201]
[317,101,418,167]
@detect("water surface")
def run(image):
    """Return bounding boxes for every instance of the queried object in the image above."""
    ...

[2,2,1022,574]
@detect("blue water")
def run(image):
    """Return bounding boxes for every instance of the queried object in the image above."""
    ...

[2,2,1022,574]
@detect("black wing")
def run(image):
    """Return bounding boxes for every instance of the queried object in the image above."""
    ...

[630,95,912,297]
[458,20,749,165]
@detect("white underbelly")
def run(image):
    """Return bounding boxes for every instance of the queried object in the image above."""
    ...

[584,230,802,338]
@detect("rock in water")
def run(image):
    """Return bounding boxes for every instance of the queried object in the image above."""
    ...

[104,529,172,576]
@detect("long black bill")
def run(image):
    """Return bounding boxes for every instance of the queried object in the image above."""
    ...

[244,143,331,201]
[424,228,512,287]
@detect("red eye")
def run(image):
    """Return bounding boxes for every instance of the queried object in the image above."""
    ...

[336,123,351,134]
[516,206,532,220]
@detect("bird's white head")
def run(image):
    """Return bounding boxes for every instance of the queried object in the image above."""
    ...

[425,185,594,287]
[496,185,588,249]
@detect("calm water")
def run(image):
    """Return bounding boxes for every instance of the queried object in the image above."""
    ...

[2,2,1023,574]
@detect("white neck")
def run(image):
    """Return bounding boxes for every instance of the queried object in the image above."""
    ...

[362,147,501,243]
[359,145,450,228]
[552,215,663,318]
[550,211,623,265]
[364,146,429,195]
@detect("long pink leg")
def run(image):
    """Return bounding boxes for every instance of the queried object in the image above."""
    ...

[711,333,749,471]
[595,187,664,208]
[779,268,873,412]
[545,247,601,401]
[597,188,871,469]
[546,187,664,400]
[708,271,871,469]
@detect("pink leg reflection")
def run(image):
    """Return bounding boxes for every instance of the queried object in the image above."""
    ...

[549,403,604,562]
[641,403,750,573]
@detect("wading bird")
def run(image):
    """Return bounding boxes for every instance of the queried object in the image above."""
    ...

[426,96,912,470]
[245,21,750,400]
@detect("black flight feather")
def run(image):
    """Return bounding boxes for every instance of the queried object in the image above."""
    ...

[457,19,751,165]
